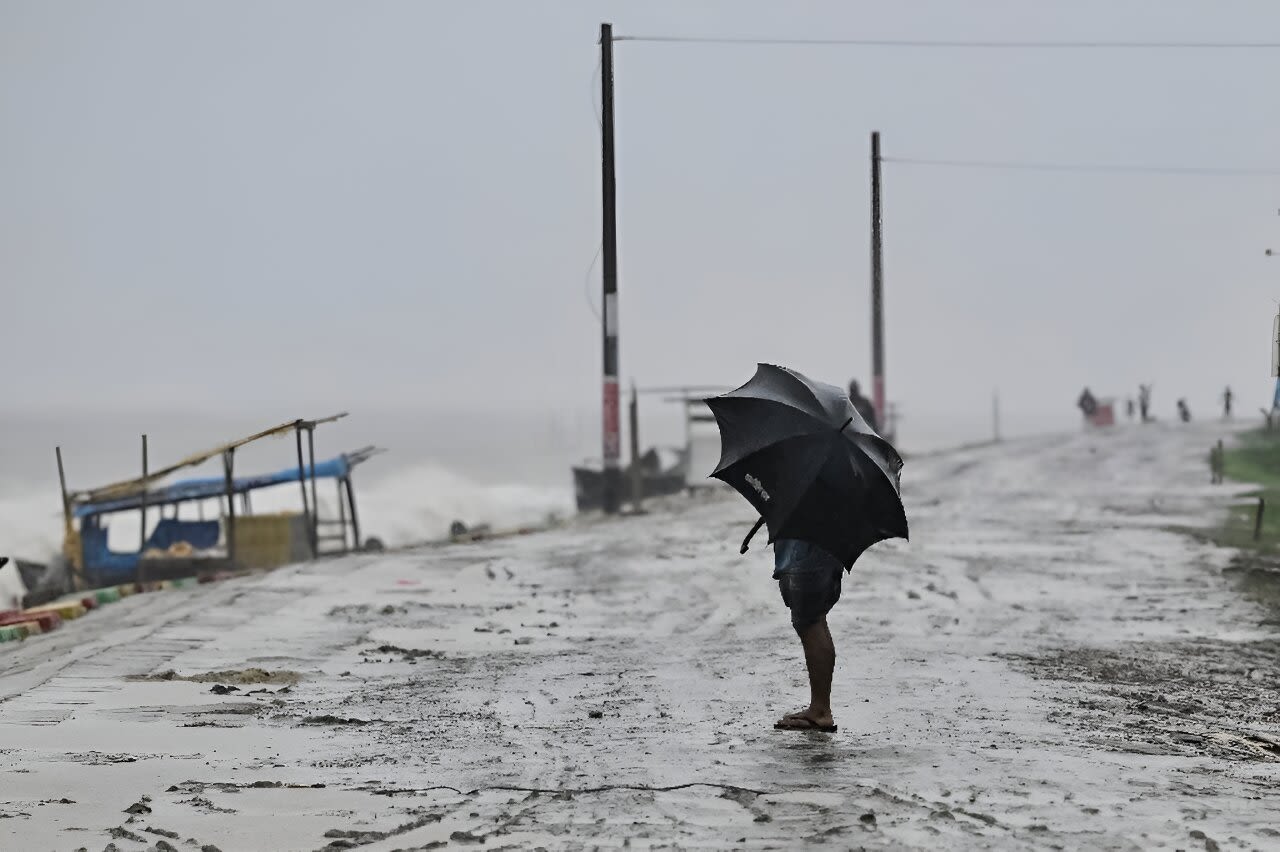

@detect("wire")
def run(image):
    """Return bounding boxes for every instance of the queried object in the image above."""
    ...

[615,34,1280,49]
[590,54,603,132]
[584,241,602,321]
[882,156,1280,176]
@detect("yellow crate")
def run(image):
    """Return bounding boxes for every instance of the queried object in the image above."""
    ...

[230,513,311,570]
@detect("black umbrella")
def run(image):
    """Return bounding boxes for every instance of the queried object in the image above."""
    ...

[705,363,908,568]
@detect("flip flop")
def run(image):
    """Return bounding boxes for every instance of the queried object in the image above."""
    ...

[774,715,837,733]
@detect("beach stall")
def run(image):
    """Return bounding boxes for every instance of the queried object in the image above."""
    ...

[57,417,382,588]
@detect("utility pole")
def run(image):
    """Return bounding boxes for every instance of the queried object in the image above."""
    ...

[600,22,622,513]
[870,131,886,434]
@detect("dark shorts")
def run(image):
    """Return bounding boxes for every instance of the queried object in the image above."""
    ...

[777,563,843,633]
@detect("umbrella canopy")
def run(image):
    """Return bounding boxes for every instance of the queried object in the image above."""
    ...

[705,364,908,568]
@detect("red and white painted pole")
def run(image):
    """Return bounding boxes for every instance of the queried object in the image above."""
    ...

[870,130,886,434]
[600,22,622,513]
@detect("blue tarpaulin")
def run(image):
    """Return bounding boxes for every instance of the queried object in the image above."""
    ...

[74,456,351,518]
[80,519,223,581]
[79,524,140,579]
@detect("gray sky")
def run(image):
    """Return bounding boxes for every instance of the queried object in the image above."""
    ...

[5,1,1280,453]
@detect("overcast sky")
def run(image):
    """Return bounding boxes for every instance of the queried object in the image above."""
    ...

[4,1,1280,448]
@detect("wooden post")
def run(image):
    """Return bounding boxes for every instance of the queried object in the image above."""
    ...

[344,476,362,551]
[336,478,349,551]
[223,449,237,565]
[138,434,149,585]
[629,383,642,511]
[55,446,85,590]
[294,423,312,556]
[683,396,693,457]
[55,446,72,534]
[1255,496,1266,542]
[306,425,319,557]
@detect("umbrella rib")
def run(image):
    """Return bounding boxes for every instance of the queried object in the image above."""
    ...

[765,364,831,419]
[845,432,903,483]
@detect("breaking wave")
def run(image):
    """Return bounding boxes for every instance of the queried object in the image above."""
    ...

[353,461,573,547]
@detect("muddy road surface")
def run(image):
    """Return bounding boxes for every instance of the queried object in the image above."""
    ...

[2,424,1277,850]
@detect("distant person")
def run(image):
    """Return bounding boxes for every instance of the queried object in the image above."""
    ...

[1126,398,1136,421]
[848,380,878,431]
[1223,386,1234,420]
[1209,442,1225,484]
[1177,398,1191,423]
[1138,384,1153,423]
[1077,387,1098,420]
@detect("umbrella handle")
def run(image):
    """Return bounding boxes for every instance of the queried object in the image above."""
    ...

[740,516,766,554]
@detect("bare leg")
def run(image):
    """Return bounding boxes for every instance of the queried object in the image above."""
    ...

[800,617,835,720]
[776,616,836,729]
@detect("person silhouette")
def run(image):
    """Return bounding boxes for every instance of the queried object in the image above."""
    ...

[847,379,878,430]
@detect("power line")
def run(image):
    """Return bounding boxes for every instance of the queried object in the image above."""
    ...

[883,156,1280,177]
[590,54,602,132]
[583,241,602,321]
[614,34,1280,50]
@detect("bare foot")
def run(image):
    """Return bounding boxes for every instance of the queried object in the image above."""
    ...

[774,709,836,732]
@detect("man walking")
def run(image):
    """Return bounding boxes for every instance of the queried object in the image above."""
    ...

[705,364,907,737]
[771,538,843,733]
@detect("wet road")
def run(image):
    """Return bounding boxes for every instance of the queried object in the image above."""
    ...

[2,423,1278,850]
